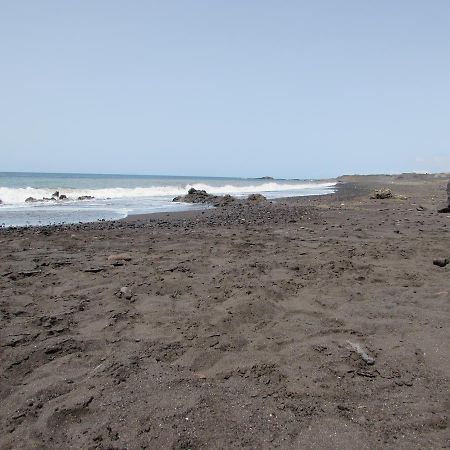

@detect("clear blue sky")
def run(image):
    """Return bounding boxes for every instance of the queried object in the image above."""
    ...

[1,1,449,178]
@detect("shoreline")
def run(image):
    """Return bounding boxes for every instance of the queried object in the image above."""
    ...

[0,181,338,230]
[1,173,449,449]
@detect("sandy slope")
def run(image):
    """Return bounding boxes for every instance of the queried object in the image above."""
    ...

[0,175,449,449]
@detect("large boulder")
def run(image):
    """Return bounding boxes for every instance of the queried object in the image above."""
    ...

[25,197,38,203]
[77,195,95,201]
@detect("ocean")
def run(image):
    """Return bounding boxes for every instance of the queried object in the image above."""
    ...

[0,172,335,227]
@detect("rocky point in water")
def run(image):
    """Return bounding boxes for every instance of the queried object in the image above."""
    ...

[25,193,89,203]
[173,188,237,207]
[173,188,267,207]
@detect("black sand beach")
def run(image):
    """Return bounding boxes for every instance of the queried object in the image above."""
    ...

[1,174,449,449]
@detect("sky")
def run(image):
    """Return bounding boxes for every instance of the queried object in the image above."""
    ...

[1,1,450,179]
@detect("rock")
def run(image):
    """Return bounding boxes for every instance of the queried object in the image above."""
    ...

[107,253,132,262]
[59,194,68,200]
[0,199,2,205]
[26,196,55,202]
[370,189,393,199]
[433,258,449,267]
[258,176,274,180]
[83,267,105,273]
[212,194,237,207]
[117,286,133,300]
[52,191,60,198]
[247,193,267,203]
[78,195,95,201]
[185,188,211,202]
[16,270,42,277]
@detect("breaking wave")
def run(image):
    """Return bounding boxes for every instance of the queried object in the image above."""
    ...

[0,182,335,205]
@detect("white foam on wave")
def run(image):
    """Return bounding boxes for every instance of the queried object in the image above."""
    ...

[0,182,335,205]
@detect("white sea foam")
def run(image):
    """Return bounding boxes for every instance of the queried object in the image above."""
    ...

[0,182,335,205]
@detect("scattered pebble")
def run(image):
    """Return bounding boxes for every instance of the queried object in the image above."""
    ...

[108,253,132,262]
[117,286,133,300]
[433,258,449,267]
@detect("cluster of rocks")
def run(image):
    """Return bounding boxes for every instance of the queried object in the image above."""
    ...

[25,192,95,203]
[173,188,267,208]
[370,188,393,199]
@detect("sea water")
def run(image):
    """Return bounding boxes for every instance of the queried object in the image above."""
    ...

[0,172,335,227]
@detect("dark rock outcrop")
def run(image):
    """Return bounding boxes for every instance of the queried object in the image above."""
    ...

[173,189,269,208]
[173,188,238,207]
[25,194,69,203]
[77,195,95,201]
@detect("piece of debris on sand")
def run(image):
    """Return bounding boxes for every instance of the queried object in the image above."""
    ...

[347,340,375,365]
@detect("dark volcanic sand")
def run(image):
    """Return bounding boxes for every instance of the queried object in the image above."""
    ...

[1,175,449,449]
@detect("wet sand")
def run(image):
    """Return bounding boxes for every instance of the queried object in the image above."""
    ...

[1,174,449,449]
